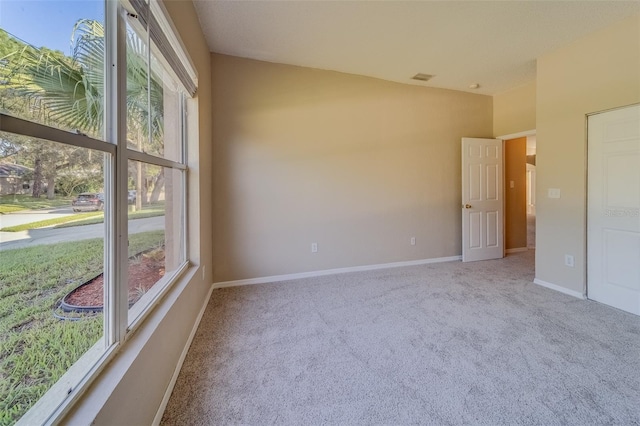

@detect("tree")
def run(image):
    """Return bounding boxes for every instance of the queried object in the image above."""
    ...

[0,20,166,200]
[0,28,96,198]
[56,165,103,196]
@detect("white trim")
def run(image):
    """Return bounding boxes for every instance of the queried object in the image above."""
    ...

[533,278,586,300]
[114,0,130,347]
[152,281,214,426]
[17,342,119,426]
[214,255,462,289]
[127,148,187,170]
[153,0,198,86]
[497,129,536,140]
[586,102,640,117]
[0,113,115,154]
[506,247,528,254]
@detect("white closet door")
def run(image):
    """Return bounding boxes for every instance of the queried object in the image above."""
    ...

[588,104,640,315]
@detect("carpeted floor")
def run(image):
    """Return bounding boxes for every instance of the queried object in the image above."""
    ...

[527,214,536,249]
[161,250,640,425]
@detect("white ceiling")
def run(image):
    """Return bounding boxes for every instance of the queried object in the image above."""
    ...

[192,1,640,96]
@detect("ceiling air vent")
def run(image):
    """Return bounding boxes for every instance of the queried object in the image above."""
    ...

[412,73,434,82]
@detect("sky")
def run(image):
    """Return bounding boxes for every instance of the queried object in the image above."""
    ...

[0,0,103,56]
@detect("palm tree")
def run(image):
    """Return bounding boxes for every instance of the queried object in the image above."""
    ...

[0,20,166,201]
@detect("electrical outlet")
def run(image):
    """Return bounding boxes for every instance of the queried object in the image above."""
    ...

[311,243,318,253]
[565,254,574,267]
[410,237,416,246]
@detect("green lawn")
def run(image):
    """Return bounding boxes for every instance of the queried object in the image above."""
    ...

[0,231,165,425]
[0,195,73,214]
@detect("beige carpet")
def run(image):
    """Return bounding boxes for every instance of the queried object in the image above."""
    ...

[527,214,536,248]
[161,251,640,425]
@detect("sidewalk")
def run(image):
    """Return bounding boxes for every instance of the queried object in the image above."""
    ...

[0,207,74,229]
[0,216,164,251]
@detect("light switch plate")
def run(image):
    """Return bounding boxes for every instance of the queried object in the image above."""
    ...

[548,188,561,199]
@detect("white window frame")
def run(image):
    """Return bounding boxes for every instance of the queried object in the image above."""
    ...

[2,0,197,424]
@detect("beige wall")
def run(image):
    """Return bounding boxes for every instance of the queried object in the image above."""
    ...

[63,0,213,423]
[213,54,493,282]
[536,14,640,294]
[504,137,527,250]
[493,81,536,137]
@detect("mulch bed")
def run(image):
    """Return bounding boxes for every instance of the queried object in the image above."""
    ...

[64,249,165,308]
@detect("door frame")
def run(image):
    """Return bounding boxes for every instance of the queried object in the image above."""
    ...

[462,129,536,263]
[496,129,536,141]
[496,129,537,254]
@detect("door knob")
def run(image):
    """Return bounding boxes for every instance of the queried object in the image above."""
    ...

[464,204,472,209]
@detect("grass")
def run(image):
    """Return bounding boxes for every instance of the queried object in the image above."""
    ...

[0,205,165,232]
[0,230,165,425]
[0,195,73,214]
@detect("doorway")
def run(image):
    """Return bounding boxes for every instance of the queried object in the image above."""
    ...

[461,131,536,264]
[502,132,536,253]
[526,135,536,249]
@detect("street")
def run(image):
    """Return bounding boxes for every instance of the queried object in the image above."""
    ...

[0,207,75,228]
[0,216,165,251]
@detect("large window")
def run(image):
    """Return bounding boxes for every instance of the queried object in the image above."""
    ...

[0,0,195,423]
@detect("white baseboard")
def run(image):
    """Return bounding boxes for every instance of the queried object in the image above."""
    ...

[214,255,462,289]
[506,247,528,254]
[152,282,215,426]
[533,278,586,300]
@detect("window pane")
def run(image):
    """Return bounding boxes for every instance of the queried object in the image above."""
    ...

[0,1,106,140]
[125,19,182,162]
[127,161,184,320]
[149,53,182,162]
[0,131,105,423]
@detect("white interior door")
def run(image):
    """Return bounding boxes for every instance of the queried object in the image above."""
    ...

[588,104,640,315]
[462,138,504,262]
